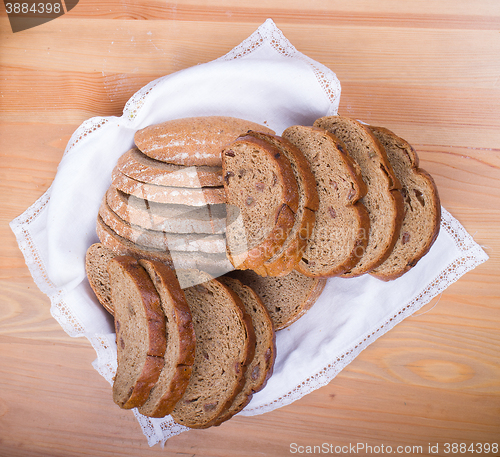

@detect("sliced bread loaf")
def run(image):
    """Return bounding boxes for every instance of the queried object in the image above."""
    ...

[107,256,167,409]
[134,116,275,167]
[96,215,233,280]
[216,276,276,422]
[170,270,256,429]
[282,125,370,277]
[313,115,405,277]
[85,242,117,314]
[98,196,226,254]
[117,147,224,188]
[112,169,226,206]
[222,134,299,270]
[245,131,320,277]
[228,269,327,331]
[106,186,227,235]
[136,260,196,418]
[367,126,441,280]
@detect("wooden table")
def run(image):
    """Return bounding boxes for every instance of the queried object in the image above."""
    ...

[1,1,499,456]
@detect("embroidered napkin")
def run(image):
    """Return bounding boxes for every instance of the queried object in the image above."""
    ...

[10,19,488,447]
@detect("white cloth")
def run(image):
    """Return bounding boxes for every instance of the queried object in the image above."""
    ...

[9,19,488,447]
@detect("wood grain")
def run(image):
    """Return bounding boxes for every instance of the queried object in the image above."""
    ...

[1,1,499,455]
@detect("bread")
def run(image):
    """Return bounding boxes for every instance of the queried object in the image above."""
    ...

[228,269,327,330]
[85,243,117,314]
[106,186,226,235]
[170,270,256,429]
[216,276,276,422]
[112,169,226,206]
[282,125,370,277]
[117,147,224,188]
[367,126,441,280]
[96,215,233,279]
[245,131,320,277]
[222,134,299,270]
[313,115,405,277]
[98,195,226,254]
[134,116,275,167]
[107,256,167,410]
[136,260,196,418]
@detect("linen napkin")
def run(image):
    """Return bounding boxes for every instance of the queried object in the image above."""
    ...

[10,19,488,447]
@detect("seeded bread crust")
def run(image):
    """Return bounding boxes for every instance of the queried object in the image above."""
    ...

[136,260,196,418]
[96,215,233,278]
[313,115,405,277]
[134,116,275,167]
[222,134,300,270]
[228,269,327,331]
[367,126,441,280]
[107,256,167,410]
[282,125,370,277]
[112,169,227,206]
[85,243,117,314]
[170,270,256,429]
[98,195,226,254]
[117,147,224,188]
[216,276,276,423]
[245,131,320,277]
[106,186,227,235]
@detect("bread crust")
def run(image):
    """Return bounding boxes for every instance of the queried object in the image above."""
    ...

[367,126,441,281]
[137,259,196,418]
[85,243,117,314]
[117,147,223,188]
[108,256,167,410]
[222,134,300,270]
[134,116,275,167]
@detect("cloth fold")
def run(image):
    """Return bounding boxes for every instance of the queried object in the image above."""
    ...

[10,19,488,447]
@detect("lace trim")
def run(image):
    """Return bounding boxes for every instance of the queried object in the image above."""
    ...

[218,19,340,110]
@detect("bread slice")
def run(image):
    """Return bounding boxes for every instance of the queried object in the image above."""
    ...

[367,126,441,280]
[112,169,226,206]
[170,270,256,429]
[85,243,117,314]
[313,115,405,277]
[98,195,226,254]
[282,125,370,277]
[134,116,275,167]
[106,186,226,235]
[96,215,233,280]
[222,134,299,270]
[216,276,276,422]
[107,256,167,409]
[245,131,320,277]
[116,147,224,188]
[228,269,327,331]
[136,260,196,418]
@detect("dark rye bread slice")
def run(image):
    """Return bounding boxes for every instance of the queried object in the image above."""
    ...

[228,269,327,331]
[216,276,276,423]
[134,116,275,167]
[85,243,117,314]
[136,260,196,418]
[112,169,226,206]
[107,256,167,409]
[282,125,370,277]
[313,115,405,277]
[367,126,441,280]
[117,147,224,188]
[245,131,320,277]
[170,270,256,429]
[106,186,226,234]
[98,195,226,254]
[222,134,300,270]
[96,215,233,279]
